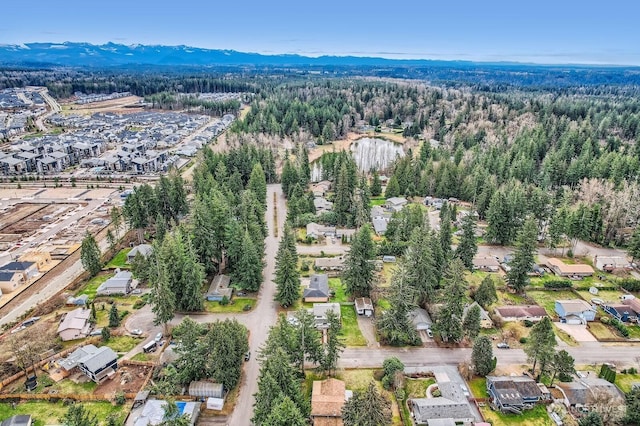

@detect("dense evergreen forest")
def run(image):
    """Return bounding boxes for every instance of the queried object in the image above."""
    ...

[3,65,640,247]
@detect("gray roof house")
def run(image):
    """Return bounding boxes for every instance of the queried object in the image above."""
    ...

[57,307,92,341]
[303,274,330,302]
[313,303,341,329]
[372,217,388,235]
[127,244,153,263]
[59,344,118,383]
[411,398,474,425]
[206,275,233,302]
[385,197,408,212]
[409,308,432,331]
[0,415,32,426]
[96,270,133,296]
[556,377,625,413]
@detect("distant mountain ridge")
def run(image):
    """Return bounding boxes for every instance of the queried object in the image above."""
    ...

[0,41,631,69]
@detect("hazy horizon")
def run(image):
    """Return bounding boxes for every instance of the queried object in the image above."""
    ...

[3,0,640,66]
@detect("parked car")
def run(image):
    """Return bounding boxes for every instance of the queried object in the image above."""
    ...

[131,329,143,336]
[132,289,142,294]
[497,342,510,349]
[237,291,246,296]
[155,332,163,342]
[244,351,251,361]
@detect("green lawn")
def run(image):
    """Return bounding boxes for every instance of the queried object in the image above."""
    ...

[405,377,435,398]
[575,289,625,304]
[553,324,579,346]
[370,196,386,207]
[469,377,489,398]
[131,352,154,362]
[101,335,141,353]
[626,325,640,339]
[341,305,367,346]
[0,401,127,426]
[204,297,256,313]
[332,278,348,303]
[615,372,640,392]
[76,273,110,299]
[527,290,576,317]
[105,248,131,269]
[480,404,553,426]
[28,375,97,395]
[587,322,620,340]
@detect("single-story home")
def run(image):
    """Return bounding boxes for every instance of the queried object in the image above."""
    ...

[96,269,133,296]
[206,274,233,302]
[385,197,408,212]
[188,381,224,399]
[472,257,501,273]
[603,304,633,322]
[306,222,337,239]
[546,258,594,277]
[133,399,201,426]
[0,415,32,426]
[623,297,640,316]
[594,255,631,272]
[303,274,330,302]
[354,297,374,317]
[0,271,21,293]
[494,305,547,322]
[555,299,596,324]
[57,307,92,341]
[409,308,432,331]
[311,181,331,197]
[314,257,344,271]
[59,344,118,383]
[556,377,625,415]
[410,398,474,425]
[372,217,388,235]
[486,375,545,413]
[336,228,356,242]
[463,302,493,328]
[311,378,350,426]
[126,244,153,263]
[313,303,341,329]
[314,196,334,213]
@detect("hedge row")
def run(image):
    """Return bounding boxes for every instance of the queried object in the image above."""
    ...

[543,280,572,289]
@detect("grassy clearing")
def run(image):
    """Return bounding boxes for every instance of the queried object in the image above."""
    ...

[527,290,576,317]
[575,289,625,304]
[341,305,367,346]
[0,401,127,426]
[480,404,553,426]
[76,273,110,299]
[204,297,256,313]
[627,325,640,339]
[131,352,154,362]
[469,377,488,398]
[380,262,397,287]
[370,196,386,207]
[587,322,620,340]
[105,248,131,269]
[404,378,435,398]
[101,335,141,353]
[616,372,640,392]
[331,278,348,303]
[29,375,97,395]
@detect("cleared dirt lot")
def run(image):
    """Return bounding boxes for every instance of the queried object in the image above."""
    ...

[1,203,77,237]
[61,95,144,115]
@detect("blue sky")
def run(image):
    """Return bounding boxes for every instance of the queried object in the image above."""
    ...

[2,0,640,65]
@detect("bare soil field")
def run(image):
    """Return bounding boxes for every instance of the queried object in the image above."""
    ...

[61,96,144,115]
[95,363,152,396]
[1,203,75,237]
[0,203,44,231]
[0,188,41,199]
[37,188,88,199]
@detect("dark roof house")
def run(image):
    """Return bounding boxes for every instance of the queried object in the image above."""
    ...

[486,376,544,413]
[304,274,330,302]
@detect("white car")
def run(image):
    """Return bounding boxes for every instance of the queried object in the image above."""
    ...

[131,329,143,336]
[155,332,163,342]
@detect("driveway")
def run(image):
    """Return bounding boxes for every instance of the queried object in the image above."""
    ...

[356,315,379,347]
[555,323,598,342]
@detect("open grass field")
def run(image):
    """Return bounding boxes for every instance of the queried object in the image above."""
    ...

[341,305,367,346]
[105,248,131,269]
[0,401,128,426]
[204,297,256,313]
[480,404,553,426]
[101,335,141,353]
[616,372,640,392]
[575,288,625,304]
[370,196,386,207]
[331,278,348,303]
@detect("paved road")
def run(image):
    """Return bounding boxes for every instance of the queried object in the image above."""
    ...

[338,342,640,370]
